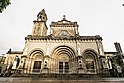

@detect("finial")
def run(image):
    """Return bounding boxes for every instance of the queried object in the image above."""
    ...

[63,15,66,20]
[63,15,66,18]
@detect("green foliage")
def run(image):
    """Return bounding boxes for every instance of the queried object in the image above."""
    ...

[111,53,124,69]
[0,0,11,13]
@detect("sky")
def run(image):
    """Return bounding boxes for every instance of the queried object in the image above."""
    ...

[0,0,124,54]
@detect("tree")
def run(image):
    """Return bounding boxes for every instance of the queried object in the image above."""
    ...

[116,53,124,69]
[0,0,11,13]
[109,53,124,77]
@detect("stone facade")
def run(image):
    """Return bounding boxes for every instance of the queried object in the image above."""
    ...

[4,9,109,75]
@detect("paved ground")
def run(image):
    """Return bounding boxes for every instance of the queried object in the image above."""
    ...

[0,77,124,83]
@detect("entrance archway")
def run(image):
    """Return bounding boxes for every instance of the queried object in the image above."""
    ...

[83,49,98,74]
[28,50,44,73]
[50,45,76,74]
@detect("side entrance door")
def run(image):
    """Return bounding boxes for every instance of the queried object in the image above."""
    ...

[33,61,42,72]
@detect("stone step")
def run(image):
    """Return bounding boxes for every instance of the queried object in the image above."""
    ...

[11,73,111,79]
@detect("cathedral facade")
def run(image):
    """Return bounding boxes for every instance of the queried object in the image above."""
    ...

[4,9,108,75]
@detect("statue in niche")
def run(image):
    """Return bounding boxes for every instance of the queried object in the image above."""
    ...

[79,60,82,68]
[44,61,47,68]
[98,43,103,55]
[77,48,81,55]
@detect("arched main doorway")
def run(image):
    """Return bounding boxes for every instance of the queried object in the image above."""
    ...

[50,45,76,74]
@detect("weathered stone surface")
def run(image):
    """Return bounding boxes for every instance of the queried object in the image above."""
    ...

[4,9,108,76]
[0,77,124,83]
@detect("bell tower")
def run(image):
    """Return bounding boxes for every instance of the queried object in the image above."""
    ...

[32,9,48,36]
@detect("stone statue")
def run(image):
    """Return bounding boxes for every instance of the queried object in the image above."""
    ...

[44,61,47,68]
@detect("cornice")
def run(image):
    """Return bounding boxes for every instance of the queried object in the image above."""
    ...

[25,35,102,41]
